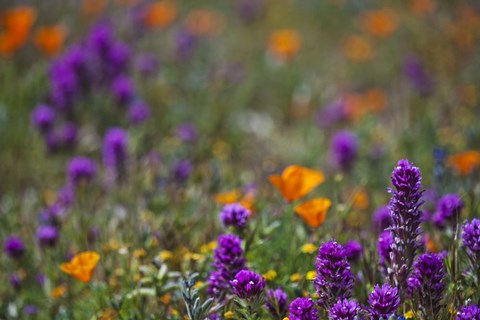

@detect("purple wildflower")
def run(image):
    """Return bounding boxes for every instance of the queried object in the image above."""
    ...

[37,225,59,247]
[10,273,22,289]
[314,240,355,308]
[403,56,434,96]
[23,305,38,316]
[330,130,359,171]
[172,159,192,183]
[134,53,159,76]
[175,123,198,143]
[329,299,362,320]
[207,234,246,298]
[344,240,363,261]
[67,156,97,186]
[103,128,128,169]
[31,104,55,133]
[174,28,197,61]
[288,297,319,320]
[462,218,480,260]
[407,253,446,317]
[111,75,135,106]
[219,203,250,229]
[58,122,78,147]
[265,287,288,318]
[432,194,464,228]
[4,236,25,259]
[457,305,480,320]
[373,205,392,233]
[231,269,265,299]
[388,159,424,298]
[378,231,393,266]
[315,98,347,129]
[367,284,400,320]
[128,101,151,124]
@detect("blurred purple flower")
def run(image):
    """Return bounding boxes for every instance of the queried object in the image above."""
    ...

[373,205,392,233]
[172,159,192,183]
[432,194,464,228]
[236,0,265,23]
[344,240,363,261]
[315,98,347,129]
[67,156,97,186]
[37,225,59,247]
[4,236,25,259]
[219,203,250,230]
[10,273,22,289]
[128,101,151,124]
[23,305,38,316]
[176,122,198,143]
[174,28,197,61]
[330,130,359,171]
[112,75,135,106]
[378,230,393,266]
[135,53,159,76]
[31,104,55,133]
[403,56,434,96]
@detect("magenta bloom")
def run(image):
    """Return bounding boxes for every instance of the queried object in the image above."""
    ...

[432,194,464,228]
[219,203,250,229]
[378,231,393,266]
[112,75,135,105]
[288,297,319,320]
[37,225,59,247]
[4,236,25,259]
[330,130,359,171]
[231,269,265,299]
[457,304,480,320]
[344,240,363,261]
[373,205,392,233]
[462,218,480,261]
[329,299,362,320]
[265,287,288,318]
[128,101,150,124]
[67,156,97,186]
[103,128,128,168]
[31,104,55,133]
[367,284,400,320]
[314,240,355,308]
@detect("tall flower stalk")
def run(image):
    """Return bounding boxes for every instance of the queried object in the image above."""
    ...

[387,159,424,302]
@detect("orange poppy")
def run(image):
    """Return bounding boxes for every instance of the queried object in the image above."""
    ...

[34,25,67,57]
[344,35,373,62]
[0,6,36,55]
[214,189,241,204]
[352,189,369,210]
[447,151,480,175]
[143,1,178,29]
[268,29,301,62]
[60,251,100,283]
[409,0,435,15]
[269,165,325,202]
[82,0,108,17]
[185,9,226,36]
[360,9,398,38]
[294,198,332,228]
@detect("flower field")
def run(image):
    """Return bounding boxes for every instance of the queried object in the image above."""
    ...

[1,0,480,319]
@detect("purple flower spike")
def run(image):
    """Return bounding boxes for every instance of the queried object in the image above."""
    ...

[67,156,97,187]
[388,159,424,297]
[373,205,392,233]
[407,253,446,317]
[329,299,361,320]
[457,304,480,320]
[4,236,25,259]
[219,203,250,230]
[128,101,151,124]
[37,225,59,247]
[462,218,480,259]
[31,104,56,133]
[207,234,246,298]
[330,130,359,171]
[367,284,400,320]
[432,194,464,229]
[288,297,319,320]
[231,269,265,299]
[112,75,135,106]
[314,240,355,308]
[103,128,128,169]
[265,287,288,318]
[344,240,363,261]
[378,231,393,269]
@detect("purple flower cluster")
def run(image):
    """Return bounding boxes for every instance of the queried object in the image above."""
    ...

[265,287,288,318]
[315,98,348,129]
[67,156,97,187]
[230,269,265,299]
[407,253,446,317]
[378,231,394,268]
[367,284,400,320]
[432,194,464,228]
[330,130,359,171]
[219,203,250,230]
[462,219,480,258]
[207,234,246,298]
[344,240,363,261]
[387,159,424,297]
[103,128,129,183]
[329,299,362,320]
[403,56,434,96]
[457,304,480,320]
[373,205,392,233]
[314,240,355,308]
[4,236,25,259]
[36,225,59,247]
[288,297,319,320]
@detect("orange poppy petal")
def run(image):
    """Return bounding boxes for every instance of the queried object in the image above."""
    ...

[294,198,332,228]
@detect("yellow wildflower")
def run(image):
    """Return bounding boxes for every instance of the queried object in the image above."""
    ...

[263,270,277,281]
[306,270,316,280]
[301,243,317,254]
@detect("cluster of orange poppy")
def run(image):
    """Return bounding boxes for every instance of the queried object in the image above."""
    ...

[269,165,331,228]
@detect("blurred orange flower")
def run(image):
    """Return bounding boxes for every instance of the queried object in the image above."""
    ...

[0,6,36,55]
[268,29,301,62]
[269,165,325,202]
[447,151,480,175]
[352,189,369,210]
[82,0,108,17]
[51,284,67,298]
[34,25,67,57]
[60,251,100,283]
[344,35,373,62]
[409,0,435,15]
[185,9,226,36]
[143,1,178,29]
[360,9,398,38]
[294,198,332,228]
[214,189,256,213]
